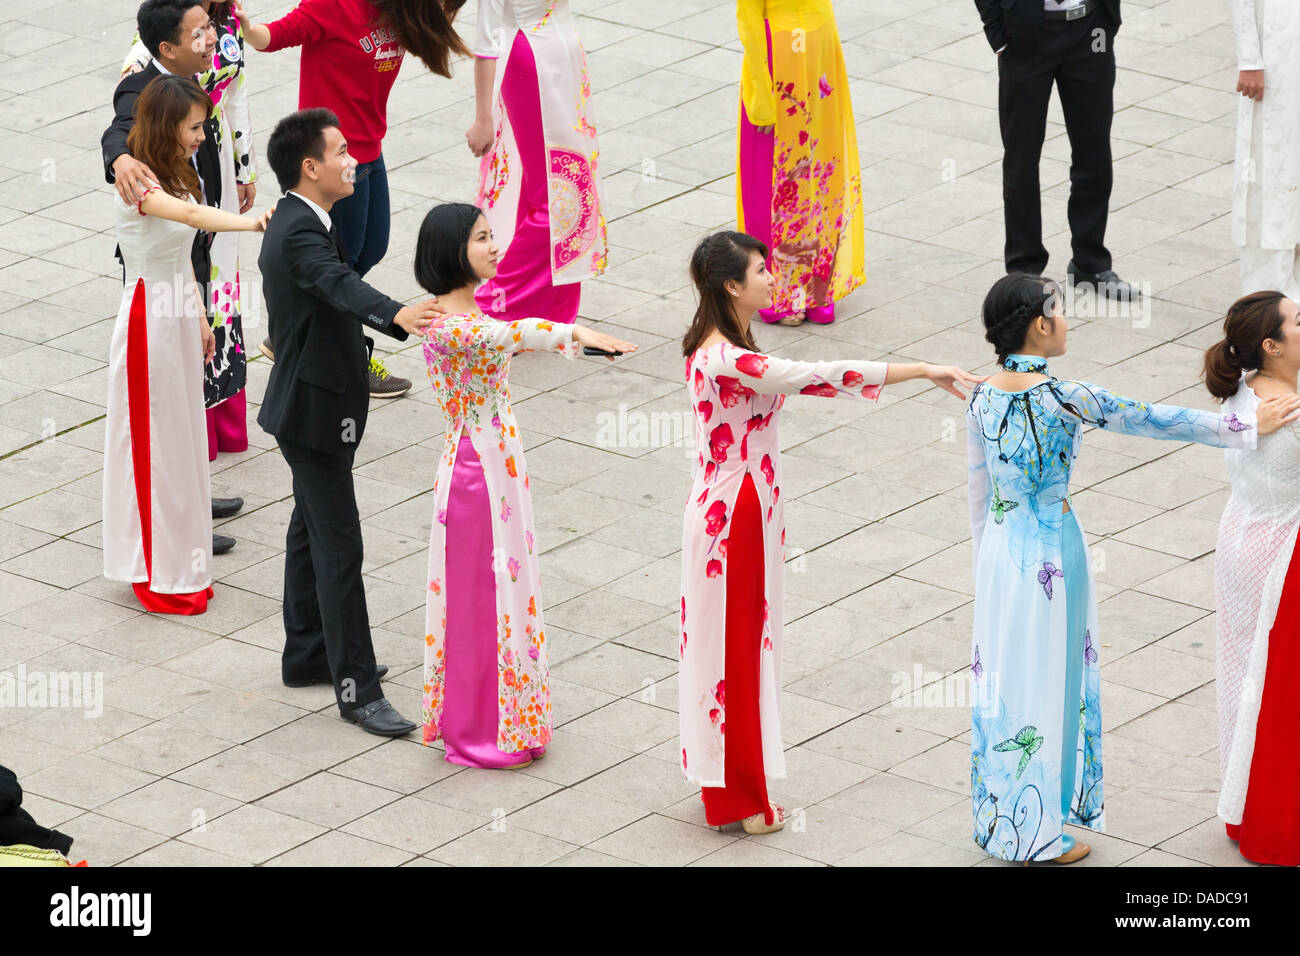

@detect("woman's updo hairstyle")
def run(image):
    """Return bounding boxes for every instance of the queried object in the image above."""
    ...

[981,273,1060,365]
[1203,291,1287,401]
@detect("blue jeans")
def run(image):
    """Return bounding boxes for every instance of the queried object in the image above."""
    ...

[331,154,390,278]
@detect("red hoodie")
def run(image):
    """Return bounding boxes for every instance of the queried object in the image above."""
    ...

[264,0,404,164]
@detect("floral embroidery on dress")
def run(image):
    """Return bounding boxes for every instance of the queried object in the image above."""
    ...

[477,100,512,210]
[572,58,596,137]
[420,314,578,752]
[547,146,599,272]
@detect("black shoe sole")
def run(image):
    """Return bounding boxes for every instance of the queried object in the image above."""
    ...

[348,720,417,737]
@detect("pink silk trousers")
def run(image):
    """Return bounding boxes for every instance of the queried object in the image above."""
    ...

[205,390,248,461]
[442,435,545,767]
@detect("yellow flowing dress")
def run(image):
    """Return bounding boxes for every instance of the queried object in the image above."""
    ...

[736,0,864,319]
[738,0,857,319]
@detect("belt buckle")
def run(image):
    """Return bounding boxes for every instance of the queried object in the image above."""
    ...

[1065,5,1086,20]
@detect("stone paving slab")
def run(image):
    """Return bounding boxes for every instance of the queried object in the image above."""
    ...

[0,0,1266,865]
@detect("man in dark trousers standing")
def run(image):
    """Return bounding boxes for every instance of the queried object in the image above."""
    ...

[102,0,244,545]
[974,0,1139,300]
[258,109,439,736]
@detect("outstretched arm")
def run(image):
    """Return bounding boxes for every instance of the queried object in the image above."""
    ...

[461,318,635,359]
[283,225,410,340]
[702,343,982,401]
[138,184,266,233]
[702,343,888,400]
[1048,379,1259,449]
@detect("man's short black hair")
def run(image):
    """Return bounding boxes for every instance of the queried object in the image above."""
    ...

[266,108,341,193]
[137,0,204,59]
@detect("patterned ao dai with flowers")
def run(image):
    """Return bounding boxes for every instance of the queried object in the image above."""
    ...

[736,0,864,315]
[420,314,578,752]
[123,12,258,405]
[680,342,887,787]
[966,358,1258,861]
[474,0,608,285]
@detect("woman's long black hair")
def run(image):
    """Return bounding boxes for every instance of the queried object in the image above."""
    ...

[681,231,767,356]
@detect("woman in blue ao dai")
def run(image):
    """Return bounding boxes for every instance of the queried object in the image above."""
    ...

[965,275,1300,864]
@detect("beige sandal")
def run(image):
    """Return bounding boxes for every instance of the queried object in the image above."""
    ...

[777,313,805,327]
[503,758,533,770]
[741,803,786,835]
[1054,840,1091,863]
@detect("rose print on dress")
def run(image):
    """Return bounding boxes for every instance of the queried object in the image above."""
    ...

[709,679,726,735]
[717,375,757,408]
[709,423,734,463]
[680,344,887,788]
[705,499,728,553]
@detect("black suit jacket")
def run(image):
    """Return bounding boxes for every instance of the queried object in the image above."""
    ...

[974,0,1121,53]
[102,61,223,295]
[257,193,408,455]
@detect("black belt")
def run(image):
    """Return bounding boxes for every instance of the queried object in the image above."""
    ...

[1044,0,1094,20]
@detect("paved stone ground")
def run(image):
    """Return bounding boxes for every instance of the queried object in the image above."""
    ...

[0,0,1262,866]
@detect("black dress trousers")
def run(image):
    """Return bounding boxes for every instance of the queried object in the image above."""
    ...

[277,436,383,712]
[998,8,1117,275]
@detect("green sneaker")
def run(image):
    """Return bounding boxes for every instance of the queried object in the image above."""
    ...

[368,355,411,399]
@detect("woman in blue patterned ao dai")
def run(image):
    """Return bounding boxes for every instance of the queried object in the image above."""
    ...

[965,275,1300,864]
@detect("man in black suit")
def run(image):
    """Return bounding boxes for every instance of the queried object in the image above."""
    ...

[102,0,244,540]
[974,0,1138,300]
[258,109,440,737]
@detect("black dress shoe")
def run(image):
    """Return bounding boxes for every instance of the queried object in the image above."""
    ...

[1066,261,1141,302]
[212,497,244,519]
[213,533,236,555]
[283,664,388,688]
[341,698,417,737]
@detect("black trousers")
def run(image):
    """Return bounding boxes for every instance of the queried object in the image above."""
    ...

[998,9,1117,275]
[277,436,382,712]
[0,765,72,853]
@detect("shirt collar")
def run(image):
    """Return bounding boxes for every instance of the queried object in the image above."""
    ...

[150,57,173,76]
[288,191,332,231]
